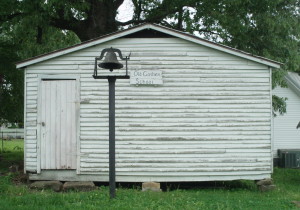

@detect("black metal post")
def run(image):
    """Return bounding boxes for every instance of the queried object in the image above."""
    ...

[1,132,3,153]
[108,77,116,199]
[93,47,130,199]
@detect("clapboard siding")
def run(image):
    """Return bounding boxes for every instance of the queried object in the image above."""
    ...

[25,37,272,181]
[77,38,271,180]
[24,73,38,172]
[272,87,300,156]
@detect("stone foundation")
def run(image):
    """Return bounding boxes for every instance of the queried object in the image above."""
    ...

[142,182,162,192]
[255,178,276,192]
[29,181,96,192]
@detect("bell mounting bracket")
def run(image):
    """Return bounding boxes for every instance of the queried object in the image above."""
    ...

[93,47,130,79]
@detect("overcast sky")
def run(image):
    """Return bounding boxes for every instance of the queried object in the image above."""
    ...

[116,0,134,22]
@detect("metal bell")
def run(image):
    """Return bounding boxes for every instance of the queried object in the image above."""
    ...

[98,50,123,72]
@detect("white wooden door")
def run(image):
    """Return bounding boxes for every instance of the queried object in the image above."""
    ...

[40,79,77,170]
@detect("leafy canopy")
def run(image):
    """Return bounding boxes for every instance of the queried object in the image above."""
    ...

[0,0,80,125]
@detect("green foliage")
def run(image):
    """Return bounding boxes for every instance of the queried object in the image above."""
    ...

[0,40,23,125]
[0,0,80,125]
[272,94,287,117]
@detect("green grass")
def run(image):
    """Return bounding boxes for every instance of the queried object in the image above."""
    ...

[0,139,23,174]
[1,140,300,209]
[0,139,23,152]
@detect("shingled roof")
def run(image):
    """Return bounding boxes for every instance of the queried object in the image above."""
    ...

[286,72,300,97]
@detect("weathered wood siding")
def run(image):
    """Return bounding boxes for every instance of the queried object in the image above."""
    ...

[272,86,300,157]
[24,37,272,181]
[24,72,38,172]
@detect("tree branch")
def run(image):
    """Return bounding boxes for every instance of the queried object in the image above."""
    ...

[49,8,82,32]
[36,26,43,44]
[177,8,183,30]
[132,0,142,21]
[114,0,124,10]
[116,0,198,27]
[0,12,23,22]
[198,29,220,35]
[116,19,145,26]
[146,0,197,22]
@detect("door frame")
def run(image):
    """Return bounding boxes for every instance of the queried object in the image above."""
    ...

[37,75,80,174]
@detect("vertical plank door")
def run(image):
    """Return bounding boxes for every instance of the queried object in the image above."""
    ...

[40,79,77,170]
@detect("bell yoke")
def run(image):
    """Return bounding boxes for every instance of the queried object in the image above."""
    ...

[93,47,130,78]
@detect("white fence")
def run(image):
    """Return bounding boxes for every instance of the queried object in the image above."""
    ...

[0,128,24,139]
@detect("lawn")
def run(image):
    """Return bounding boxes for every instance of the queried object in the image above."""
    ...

[0,139,23,174]
[0,140,300,210]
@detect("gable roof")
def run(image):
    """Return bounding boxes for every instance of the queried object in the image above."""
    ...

[16,23,282,69]
[285,72,300,97]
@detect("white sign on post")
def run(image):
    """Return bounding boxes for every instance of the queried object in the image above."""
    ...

[130,70,163,85]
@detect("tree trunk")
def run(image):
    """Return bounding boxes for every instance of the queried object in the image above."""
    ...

[49,0,123,42]
[73,0,121,41]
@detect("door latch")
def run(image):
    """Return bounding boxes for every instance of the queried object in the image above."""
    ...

[39,122,45,126]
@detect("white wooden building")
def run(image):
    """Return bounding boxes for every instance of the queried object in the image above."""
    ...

[17,23,281,182]
[273,72,300,158]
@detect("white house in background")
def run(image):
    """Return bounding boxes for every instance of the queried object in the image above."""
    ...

[16,23,281,182]
[273,72,300,159]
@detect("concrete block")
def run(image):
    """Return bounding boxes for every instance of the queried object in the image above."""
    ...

[258,184,276,192]
[142,182,162,192]
[63,181,96,191]
[30,181,63,192]
[292,201,300,208]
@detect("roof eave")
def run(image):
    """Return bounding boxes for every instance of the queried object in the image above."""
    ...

[16,23,282,69]
[16,23,152,69]
[285,73,300,96]
[146,24,282,69]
